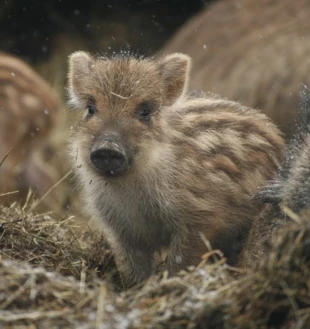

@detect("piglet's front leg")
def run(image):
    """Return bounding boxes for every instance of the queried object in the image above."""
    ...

[114,244,154,286]
[164,231,204,277]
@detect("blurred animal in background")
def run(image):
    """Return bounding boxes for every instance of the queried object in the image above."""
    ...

[162,0,310,138]
[0,52,66,212]
[240,86,310,266]
[68,51,284,285]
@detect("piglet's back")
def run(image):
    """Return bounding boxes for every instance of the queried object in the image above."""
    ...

[162,94,284,257]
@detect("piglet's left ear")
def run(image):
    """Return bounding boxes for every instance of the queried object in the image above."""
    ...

[158,53,191,106]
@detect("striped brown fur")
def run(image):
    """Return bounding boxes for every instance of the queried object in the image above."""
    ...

[0,52,60,203]
[68,51,284,285]
[161,0,310,138]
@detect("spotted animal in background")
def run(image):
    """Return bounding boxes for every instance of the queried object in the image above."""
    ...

[0,52,62,208]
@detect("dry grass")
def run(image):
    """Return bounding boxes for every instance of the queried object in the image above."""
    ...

[1,200,310,328]
[0,198,116,283]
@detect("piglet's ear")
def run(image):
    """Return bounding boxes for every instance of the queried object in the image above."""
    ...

[158,53,191,106]
[68,51,93,105]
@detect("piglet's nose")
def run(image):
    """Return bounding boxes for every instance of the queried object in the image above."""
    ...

[90,142,127,176]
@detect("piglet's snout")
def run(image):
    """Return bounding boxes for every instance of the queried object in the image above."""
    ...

[90,140,128,177]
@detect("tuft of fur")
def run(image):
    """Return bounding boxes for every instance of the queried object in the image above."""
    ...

[161,0,310,138]
[240,85,310,266]
[0,52,60,203]
[67,51,284,285]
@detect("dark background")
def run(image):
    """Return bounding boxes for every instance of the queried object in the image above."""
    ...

[0,0,215,64]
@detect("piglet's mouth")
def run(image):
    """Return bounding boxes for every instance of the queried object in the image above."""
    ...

[98,164,129,178]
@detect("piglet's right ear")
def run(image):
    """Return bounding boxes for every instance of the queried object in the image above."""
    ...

[158,53,191,106]
[68,51,93,104]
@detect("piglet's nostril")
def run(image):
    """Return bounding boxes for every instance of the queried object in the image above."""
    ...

[90,147,127,176]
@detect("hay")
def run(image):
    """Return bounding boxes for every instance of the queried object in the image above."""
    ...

[1,202,310,328]
[0,201,116,282]
[227,212,310,328]
[0,258,100,327]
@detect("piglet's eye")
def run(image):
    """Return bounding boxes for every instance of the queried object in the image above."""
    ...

[137,101,154,122]
[86,98,96,118]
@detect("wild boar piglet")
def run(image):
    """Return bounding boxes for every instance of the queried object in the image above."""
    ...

[68,51,284,284]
